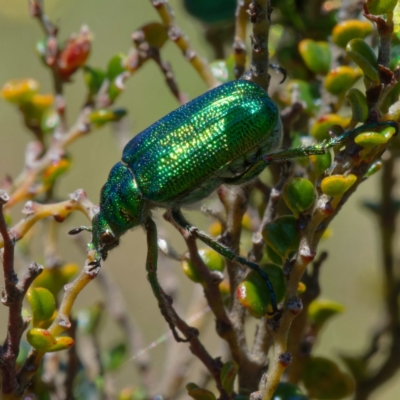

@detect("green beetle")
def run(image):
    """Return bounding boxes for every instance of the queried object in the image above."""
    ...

[70,79,397,338]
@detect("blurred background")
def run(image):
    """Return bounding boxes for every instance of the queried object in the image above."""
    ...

[0,1,399,398]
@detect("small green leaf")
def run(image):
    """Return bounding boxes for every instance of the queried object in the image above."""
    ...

[46,336,75,352]
[365,160,383,177]
[332,20,373,49]
[346,88,368,123]
[324,66,362,95]
[298,40,331,75]
[26,287,56,326]
[283,178,315,217]
[340,355,369,381]
[309,151,332,177]
[381,126,397,140]
[263,215,300,258]
[301,357,355,399]
[35,39,47,64]
[221,361,238,396]
[27,328,56,351]
[266,244,283,266]
[107,53,127,81]
[366,0,398,14]
[16,340,30,366]
[225,54,236,81]
[237,264,286,317]
[89,108,127,126]
[1,79,39,104]
[311,114,349,141]
[354,132,388,148]
[272,382,309,400]
[321,174,357,197]
[103,342,127,371]
[136,22,168,49]
[346,39,379,83]
[84,66,106,96]
[186,383,218,400]
[41,109,60,134]
[308,299,344,331]
[43,158,71,186]
[181,248,225,283]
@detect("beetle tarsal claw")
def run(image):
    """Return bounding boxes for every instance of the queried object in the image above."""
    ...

[88,259,101,271]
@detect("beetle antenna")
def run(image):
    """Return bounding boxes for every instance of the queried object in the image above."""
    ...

[69,226,92,235]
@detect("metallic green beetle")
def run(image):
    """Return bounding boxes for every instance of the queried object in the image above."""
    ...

[71,79,396,338]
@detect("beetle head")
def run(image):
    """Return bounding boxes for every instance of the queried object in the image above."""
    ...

[89,212,121,262]
[87,162,147,264]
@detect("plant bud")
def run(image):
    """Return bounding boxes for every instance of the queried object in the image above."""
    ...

[332,20,373,48]
[263,216,300,258]
[1,79,39,104]
[346,39,379,83]
[58,26,92,80]
[298,40,331,75]
[26,287,56,327]
[237,263,286,317]
[321,174,357,197]
[324,66,362,95]
[311,114,349,141]
[283,178,315,217]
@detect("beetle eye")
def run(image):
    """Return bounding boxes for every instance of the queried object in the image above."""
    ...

[100,231,116,245]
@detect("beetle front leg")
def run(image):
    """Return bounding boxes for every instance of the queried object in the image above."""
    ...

[144,216,194,342]
[170,209,279,314]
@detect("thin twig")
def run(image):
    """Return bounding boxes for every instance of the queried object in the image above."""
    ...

[5,109,91,209]
[249,162,291,263]
[1,190,44,396]
[0,190,96,250]
[287,251,328,384]
[150,0,218,88]
[248,0,272,90]
[16,259,100,397]
[233,0,251,79]
[29,0,67,133]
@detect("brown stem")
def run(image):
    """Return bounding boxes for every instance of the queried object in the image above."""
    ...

[150,49,188,105]
[249,0,272,90]
[249,162,291,263]
[233,0,251,79]
[150,0,217,88]
[287,251,327,384]
[1,191,44,395]
[64,319,79,400]
[29,0,68,134]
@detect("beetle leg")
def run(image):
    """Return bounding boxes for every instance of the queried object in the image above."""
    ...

[264,121,398,163]
[170,209,279,314]
[222,159,267,186]
[144,216,195,342]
